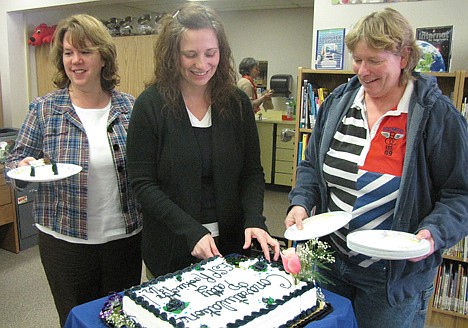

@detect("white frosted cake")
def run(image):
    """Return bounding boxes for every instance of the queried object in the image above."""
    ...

[123,256,323,328]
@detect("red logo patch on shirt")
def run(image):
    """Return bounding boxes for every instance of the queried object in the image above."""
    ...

[360,114,407,177]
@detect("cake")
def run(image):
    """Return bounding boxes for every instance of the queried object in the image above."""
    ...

[123,255,324,328]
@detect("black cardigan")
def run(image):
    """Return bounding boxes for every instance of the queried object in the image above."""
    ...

[126,85,269,277]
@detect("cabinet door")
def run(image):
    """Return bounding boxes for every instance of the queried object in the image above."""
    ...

[113,34,157,98]
[256,123,274,184]
[275,124,295,186]
[35,34,157,98]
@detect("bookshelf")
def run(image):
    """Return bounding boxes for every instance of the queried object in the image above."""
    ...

[292,68,355,186]
[426,238,468,328]
[427,71,460,110]
[456,70,468,114]
[292,68,468,327]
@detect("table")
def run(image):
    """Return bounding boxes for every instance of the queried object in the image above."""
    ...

[64,289,358,328]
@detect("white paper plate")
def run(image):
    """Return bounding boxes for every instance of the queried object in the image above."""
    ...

[347,230,430,260]
[284,211,352,241]
[7,163,82,182]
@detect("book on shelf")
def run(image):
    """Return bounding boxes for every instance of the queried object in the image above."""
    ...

[315,28,345,70]
[432,260,468,315]
[415,25,453,73]
[444,236,468,260]
[465,237,468,262]
[297,141,303,166]
[299,81,331,129]
[301,133,309,161]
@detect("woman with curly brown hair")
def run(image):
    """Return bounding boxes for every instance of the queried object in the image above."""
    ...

[127,3,280,279]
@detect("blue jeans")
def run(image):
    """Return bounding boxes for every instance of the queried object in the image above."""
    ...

[319,255,433,328]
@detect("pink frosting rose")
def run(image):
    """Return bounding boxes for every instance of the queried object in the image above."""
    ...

[281,247,301,275]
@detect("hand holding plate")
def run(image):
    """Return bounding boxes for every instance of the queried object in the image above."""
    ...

[284,205,309,230]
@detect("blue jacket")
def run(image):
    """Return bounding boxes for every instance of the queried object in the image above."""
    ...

[290,73,468,305]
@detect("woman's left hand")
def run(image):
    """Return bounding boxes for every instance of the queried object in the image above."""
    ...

[408,229,435,262]
[243,228,280,262]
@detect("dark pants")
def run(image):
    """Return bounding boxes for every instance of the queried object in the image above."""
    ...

[38,231,142,327]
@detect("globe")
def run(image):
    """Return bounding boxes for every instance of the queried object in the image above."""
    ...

[415,40,446,72]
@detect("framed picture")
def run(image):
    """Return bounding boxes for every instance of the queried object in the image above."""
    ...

[415,26,453,72]
[315,28,345,70]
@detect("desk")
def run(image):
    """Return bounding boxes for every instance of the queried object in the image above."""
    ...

[64,289,358,328]
[0,165,19,253]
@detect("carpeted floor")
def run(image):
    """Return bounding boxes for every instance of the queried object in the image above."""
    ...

[0,244,59,327]
[0,187,291,328]
[0,186,440,328]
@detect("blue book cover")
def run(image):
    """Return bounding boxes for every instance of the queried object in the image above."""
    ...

[315,28,345,70]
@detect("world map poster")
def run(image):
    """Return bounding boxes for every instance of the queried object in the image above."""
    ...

[415,25,453,73]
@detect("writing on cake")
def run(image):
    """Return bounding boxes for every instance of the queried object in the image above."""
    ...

[123,256,320,327]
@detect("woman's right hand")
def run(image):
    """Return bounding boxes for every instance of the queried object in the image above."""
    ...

[18,157,37,167]
[285,205,308,230]
[191,234,222,260]
[262,89,274,99]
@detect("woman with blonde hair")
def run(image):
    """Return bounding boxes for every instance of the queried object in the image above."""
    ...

[287,8,468,328]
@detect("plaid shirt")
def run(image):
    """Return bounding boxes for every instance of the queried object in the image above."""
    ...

[5,88,142,239]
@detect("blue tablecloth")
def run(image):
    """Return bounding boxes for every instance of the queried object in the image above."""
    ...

[64,289,357,328]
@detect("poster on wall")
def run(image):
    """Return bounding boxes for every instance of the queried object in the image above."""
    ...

[315,28,345,70]
[415,25,453,72]
[331,0,421,4]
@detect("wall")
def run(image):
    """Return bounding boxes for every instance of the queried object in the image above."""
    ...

[0,1,314,128]
[312,0,467,71]
[0,0,93,128]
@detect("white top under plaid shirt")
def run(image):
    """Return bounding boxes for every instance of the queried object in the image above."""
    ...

[5,88,142,240]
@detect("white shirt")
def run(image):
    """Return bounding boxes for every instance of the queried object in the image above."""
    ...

[37,101,130,244]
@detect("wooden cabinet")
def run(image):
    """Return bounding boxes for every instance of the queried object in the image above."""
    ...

[257,122,274,184]
[256,120,295,187]
[426,244,468,327]
[0,166,19,253]
[274,123,295,187]
[429,71,460,110]
[35,34,157,98]
[455,70,468,111]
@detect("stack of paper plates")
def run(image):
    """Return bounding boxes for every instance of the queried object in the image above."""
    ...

[347,230,430,260]
[284,211,352,241]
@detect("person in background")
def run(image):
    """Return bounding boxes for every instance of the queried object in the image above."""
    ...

[5,14,142,327]
[285,8,468,328]
[126,3,280,279]
[237,57,274,113]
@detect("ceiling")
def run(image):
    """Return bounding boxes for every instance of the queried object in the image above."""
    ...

[97,0,314,13]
